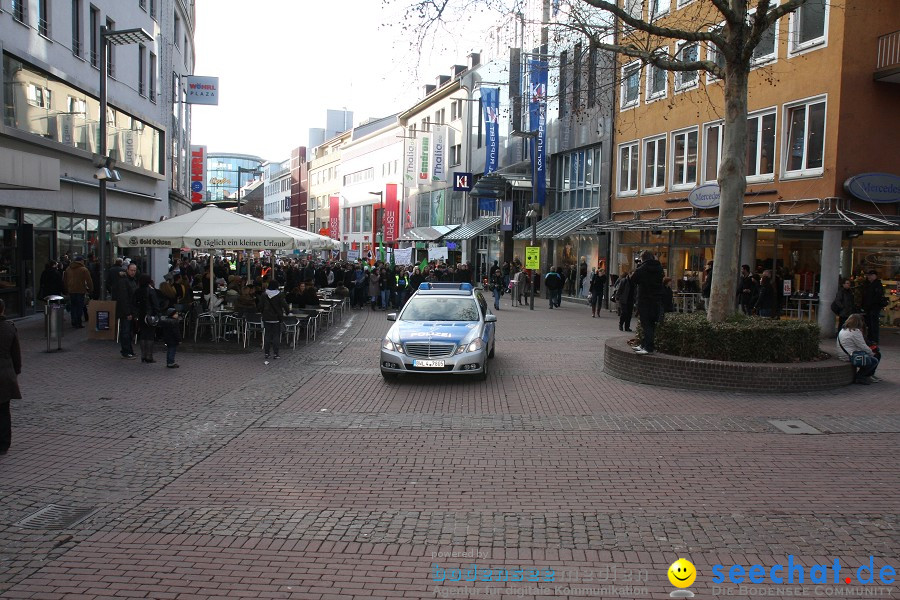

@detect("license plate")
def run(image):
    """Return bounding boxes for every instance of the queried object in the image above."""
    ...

[413,360,445,368]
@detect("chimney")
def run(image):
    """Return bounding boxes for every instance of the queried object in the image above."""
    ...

[436,74,451,87]
[423,84,437,96]
[468,52,481,69]
[451,64,467,78]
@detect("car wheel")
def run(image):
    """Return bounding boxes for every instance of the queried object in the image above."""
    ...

[478,359,489,381]
[381,369,398,381]
[488,341,495,359]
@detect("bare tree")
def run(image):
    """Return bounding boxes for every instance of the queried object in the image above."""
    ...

[395,0,813,322]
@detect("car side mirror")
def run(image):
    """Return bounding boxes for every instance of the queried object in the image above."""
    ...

[386,313,397,321]
[484,314,497,323]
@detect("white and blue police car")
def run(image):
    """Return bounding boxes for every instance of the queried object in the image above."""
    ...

[380,282,497,381]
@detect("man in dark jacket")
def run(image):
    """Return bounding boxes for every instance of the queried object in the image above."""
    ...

[630,250,665,355]
[544,267,563,309]
[63,256,93,328]
[861,270,887,344]
[258,280,289,362]
[737,264,758,315]
[112,262,139,358]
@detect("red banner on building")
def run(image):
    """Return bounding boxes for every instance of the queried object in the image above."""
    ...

[329,196,340,241]
[384,184,399,243]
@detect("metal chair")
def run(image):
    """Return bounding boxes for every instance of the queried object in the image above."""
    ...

[194,310,217,342]
[221,312,244,343]
[281,316,300,349]
[243,312,265,348]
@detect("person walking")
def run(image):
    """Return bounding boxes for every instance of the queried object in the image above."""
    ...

[0,299,22,454]
[861,269,888,344]
[614,271,635,331]
[589,268,607,317]
[63,256,93,328]
[368,268,381,310]
[133,275,161,363]
[259,280,288,364]
[491,264,504,310]
[38,260,64,306]
[160,308,182,369]
[830,278,857,331]
[544,266,563,309]
[112,262,139,359]
[630,251,665,355]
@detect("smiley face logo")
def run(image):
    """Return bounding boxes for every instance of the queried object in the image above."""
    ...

[668,558,697,588]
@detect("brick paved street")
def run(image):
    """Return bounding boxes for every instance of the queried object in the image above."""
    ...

[1,302,897,599]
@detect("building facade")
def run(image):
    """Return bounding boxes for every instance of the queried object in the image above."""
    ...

[307,130,351,240]
[262,158,291,225]
[0,0,197,315]
[205,152,265,204]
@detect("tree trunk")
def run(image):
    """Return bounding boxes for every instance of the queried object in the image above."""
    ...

[708,57,749,323]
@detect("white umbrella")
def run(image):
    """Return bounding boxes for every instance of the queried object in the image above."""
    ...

[240,214,340,251]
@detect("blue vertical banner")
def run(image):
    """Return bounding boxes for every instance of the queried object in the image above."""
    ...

[482,87,500,175]
[529,60,548,206]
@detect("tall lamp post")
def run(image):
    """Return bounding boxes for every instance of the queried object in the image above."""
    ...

[511,129,540,311]
[369,190,384,262]
[97,26,153,300]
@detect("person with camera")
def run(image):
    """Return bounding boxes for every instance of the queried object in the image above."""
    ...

[134,275,162,364]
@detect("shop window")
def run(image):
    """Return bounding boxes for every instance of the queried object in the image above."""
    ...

[702,121,723,183]
[620,61,640,109]
[674,42,698,91]
[646,62,667,102]
[783,97,826,178]
[450,144,461,167]
[671,128,698,189]
[618,142,639,196]
[351,206,361,232]
[746,109,775,180]
[362,205,373,232]
[789,0,827,54]
[643,135,666,193]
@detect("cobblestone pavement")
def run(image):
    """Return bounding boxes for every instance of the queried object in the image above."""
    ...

[1,301,897,599]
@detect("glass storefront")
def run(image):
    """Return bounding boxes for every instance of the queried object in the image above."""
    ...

[2,53,163,174]
[206,154,264,202]
[555,234,602,297]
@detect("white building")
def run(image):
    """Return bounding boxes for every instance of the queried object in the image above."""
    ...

[0,0,197,315]
[263,158,291,225]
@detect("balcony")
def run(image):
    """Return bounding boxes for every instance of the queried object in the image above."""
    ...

[875,30,900,83]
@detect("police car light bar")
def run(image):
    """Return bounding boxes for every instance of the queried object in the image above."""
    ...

[418,282,474,291]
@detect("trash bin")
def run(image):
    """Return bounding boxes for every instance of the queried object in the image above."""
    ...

[44,295,65,352]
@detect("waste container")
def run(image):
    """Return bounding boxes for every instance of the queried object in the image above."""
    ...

[44,295,65,352]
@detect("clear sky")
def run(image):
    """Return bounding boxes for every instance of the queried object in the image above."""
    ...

[190,0,498,163]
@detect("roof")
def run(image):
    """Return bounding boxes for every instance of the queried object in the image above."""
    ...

[399,225,460,242]
[513,208,603,240]
[444,216,501,240]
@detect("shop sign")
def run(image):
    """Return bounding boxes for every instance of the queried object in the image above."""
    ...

[185,76,219,105]
[688,183,720,209]
[190,145,207,203]
[844,173,900,203]
[525,246,540,270]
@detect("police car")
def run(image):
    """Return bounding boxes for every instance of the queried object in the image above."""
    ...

[380,282,497,380]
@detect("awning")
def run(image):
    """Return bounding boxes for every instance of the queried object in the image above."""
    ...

[513,207,603,240]
[444,216,501,241]
[470,173,531,198]
[398,224,460,242]
[593,208,900,231]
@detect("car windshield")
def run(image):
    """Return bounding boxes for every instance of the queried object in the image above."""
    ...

[400,297,480,322]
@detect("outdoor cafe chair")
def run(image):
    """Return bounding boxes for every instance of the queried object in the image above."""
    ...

[221,312,244,343]
[243,312,265,349]
[281,316,301,349]
[194,309,217,342]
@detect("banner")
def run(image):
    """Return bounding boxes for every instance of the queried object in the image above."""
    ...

[428,246,449,262]
[347,249,360,262]
[394,247,413,266]
[329,196,340,240]
[501,201,514,231]
[185,76,219,105]
[478,198,496,212]
[418,133,431,185]
[431,190,445,226]
[384,184,399,243]
[432,126,447,182]
[482,87,500,175]
[529,60,548,206]
[404,132,417,186]
[190,145,207,204]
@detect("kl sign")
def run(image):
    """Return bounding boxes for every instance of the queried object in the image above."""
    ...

[453,172,473,192]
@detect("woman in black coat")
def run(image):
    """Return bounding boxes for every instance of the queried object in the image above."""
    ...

[831,278,857,331]
[133,275,162,363]
[38,260,64,302]
[0,299,22,454]
[754,272,776,318]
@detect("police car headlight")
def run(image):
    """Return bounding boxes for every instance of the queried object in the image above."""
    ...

[465,338,484,353]
[382,338,400,353]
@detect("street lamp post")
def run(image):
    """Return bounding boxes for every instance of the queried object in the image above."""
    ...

[97,26,153,300]
[511,129,540,311]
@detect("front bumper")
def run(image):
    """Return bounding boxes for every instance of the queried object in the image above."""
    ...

[380,348,487,374]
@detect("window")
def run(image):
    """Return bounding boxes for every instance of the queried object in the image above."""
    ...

[450,144,461,167]
[351,206,361,232]
[557,148,601,209]
[646,62,667,101]
[746,109,776,179]
[750,10,777,65]
[674,42,698,91]
[149,0,156,19]
[362,205,373,231]
[702,121,723,183]
[343,208,350,233]
[450,98,463,121]
[39,0,50,36]
[89,5,99,67]
[618,142,639,196]
[435,108,445,125]
[138,45,146,96]
[643,136,666,193]
[12,0,26,22]
[139,0,146,9]
[106,18,116,77]
[149,52,157,102]
[26,84,52,108]
[651,0,670,19]
[624,0,642,20]
[72,0,83,57]
[706,24,725,81]
[790,0,826,53]
[784,97,826,178]
[174,12,181,47]
[620,61,640,109]
[671,128,698,189]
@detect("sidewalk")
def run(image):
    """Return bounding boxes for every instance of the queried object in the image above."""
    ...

[1,304,897,599]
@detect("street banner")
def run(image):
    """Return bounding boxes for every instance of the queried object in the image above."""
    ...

[482,87,500,175]
[525,246,540,270]
[479,198,496,212]
[394,247,413,266]
[428,246,449,262]
[500,201,514,231]
[190,145,207,204]
[431,190,445,226]
[329,196,340,240]
[185,76,219,105]
[432,126,448,182]
[384,184,399,243]
[529,60,548,206]
[347,250,360,261]
[404,132,417,187]
[418,133,431,185]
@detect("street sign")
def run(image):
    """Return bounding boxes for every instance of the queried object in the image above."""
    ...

[525,246,540,270]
